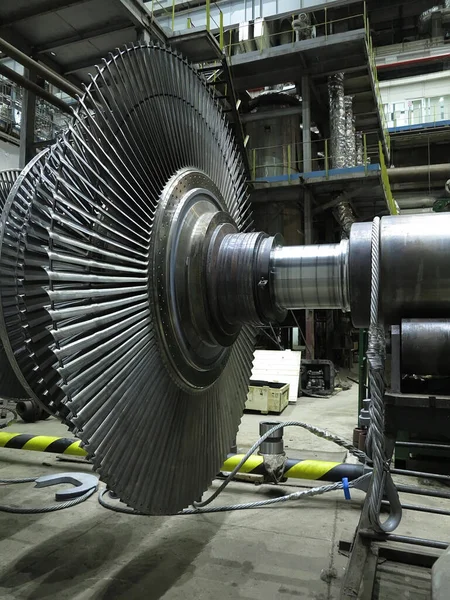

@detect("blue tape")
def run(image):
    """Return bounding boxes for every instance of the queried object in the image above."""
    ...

[342,477,351,500]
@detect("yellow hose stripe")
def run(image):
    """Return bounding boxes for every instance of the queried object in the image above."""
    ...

[22,435,65,451]
[221,455,264,473]
[63,442,87,456]
[284,460,341,480]
[0,432,22,447]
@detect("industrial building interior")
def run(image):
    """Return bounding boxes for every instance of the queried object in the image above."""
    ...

[1,0,450,598]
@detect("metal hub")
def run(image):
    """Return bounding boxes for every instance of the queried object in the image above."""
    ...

[150,168,239,391]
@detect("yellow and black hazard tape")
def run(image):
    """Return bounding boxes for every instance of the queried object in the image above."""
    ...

[0,432,87,457]
[0,433,364,483]
[222,454,364,482]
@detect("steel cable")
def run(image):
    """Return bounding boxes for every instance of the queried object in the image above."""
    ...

[0,477,96,513]
[365,217,401,532]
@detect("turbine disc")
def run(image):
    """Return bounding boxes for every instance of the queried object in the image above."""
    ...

[29,44,256,514]
[0,168,29,398]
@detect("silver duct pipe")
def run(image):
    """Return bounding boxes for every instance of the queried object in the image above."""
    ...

[333,200,356,238]
[344,95,356,167]
[355,131,364,166]
[328,73,346,169]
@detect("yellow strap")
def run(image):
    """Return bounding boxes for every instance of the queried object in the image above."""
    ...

[221,455,264,473]
[0,432,22,447]
[284,460,340,480]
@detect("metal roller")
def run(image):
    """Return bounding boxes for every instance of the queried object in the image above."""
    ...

[347,214,450,327]
[401,319,450,377]
[270,240,350,310]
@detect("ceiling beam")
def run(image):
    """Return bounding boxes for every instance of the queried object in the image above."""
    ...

[0,0,90,26]
[112,0,167,44]
[37,21,133,54]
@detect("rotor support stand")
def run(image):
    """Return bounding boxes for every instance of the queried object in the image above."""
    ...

[340,319,450,599]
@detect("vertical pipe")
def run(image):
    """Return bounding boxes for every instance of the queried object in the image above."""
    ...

[328,73,346,169]
[325,138,329,178]
[206,0,211,31]
[302,74,314,357]
[252,148,256,180]
[356,131,363,166]
[287,144,291,182]
[219,12,224,49]
[172,0,175,30]
[302,75,312,173]
[363,133,368,174]
[344,95,356,167]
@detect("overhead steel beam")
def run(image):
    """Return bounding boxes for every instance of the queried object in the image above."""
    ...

[37,21,133,54]
[0,0,90,26]
[113,0,167,44]
[0,63,72,114]
[0,26,78,81]
[0,37,83,99]
[241,106,303,123]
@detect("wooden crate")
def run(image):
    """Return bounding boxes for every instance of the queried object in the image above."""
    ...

[250,350,301,404]
[245,380,290,414]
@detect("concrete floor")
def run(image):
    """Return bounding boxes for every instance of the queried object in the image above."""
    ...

[0,386,447,600]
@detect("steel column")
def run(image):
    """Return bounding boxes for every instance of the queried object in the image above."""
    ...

[19,68,37,168]
[302,75,315,359]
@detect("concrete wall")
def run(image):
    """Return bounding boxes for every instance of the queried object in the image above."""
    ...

[0,139,20,170]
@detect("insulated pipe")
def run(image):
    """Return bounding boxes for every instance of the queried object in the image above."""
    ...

[0,36,83,99]
[389,164,450,183]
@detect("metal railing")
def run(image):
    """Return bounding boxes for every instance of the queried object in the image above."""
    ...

[248,134,379,182]
[375,36,450,59]
[223,12,366,57]
[386,108,450,131]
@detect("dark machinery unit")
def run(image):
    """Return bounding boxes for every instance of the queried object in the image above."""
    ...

[300,359,335,396]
